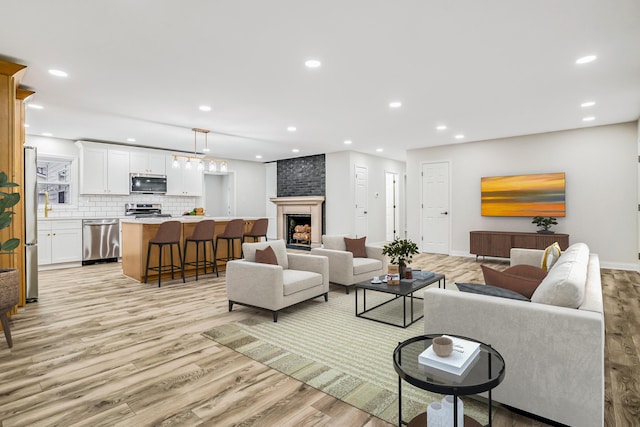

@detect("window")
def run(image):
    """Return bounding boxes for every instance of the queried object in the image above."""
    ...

[37,157,73,205]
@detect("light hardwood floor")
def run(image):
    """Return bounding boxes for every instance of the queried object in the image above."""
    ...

[0,254,637,426]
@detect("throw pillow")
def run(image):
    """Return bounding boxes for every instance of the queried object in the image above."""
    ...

[541,242,562,271]
[344,237,368,258]
[480,264,545,299]
[456,283,531,302]
[255,245,278,265]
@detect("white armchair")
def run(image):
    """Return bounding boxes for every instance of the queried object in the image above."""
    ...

[310,235,387,293]
[226,240,329,322]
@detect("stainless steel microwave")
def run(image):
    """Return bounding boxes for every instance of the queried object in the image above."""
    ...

[130,174,167,194]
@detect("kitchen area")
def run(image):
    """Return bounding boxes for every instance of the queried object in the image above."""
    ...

[26,136,270,297]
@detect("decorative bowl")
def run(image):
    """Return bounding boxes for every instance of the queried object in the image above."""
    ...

[432,336,453,357]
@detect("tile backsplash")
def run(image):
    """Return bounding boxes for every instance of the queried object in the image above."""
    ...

[39,194,203,219]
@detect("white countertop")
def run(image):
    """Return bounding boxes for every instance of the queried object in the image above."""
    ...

[120,216,262,224]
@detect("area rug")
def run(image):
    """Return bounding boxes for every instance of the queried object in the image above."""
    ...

[202,288,489,425]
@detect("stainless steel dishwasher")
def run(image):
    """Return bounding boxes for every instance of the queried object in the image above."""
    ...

[82,219,120,265]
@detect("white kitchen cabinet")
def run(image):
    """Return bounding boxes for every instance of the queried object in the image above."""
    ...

[165,156,203,196]
[130,150,166,175]
[77,142,130,195]
[38,220,83,266]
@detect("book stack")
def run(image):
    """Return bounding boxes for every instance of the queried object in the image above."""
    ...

[413,270,436,280]
[418,336,481,376]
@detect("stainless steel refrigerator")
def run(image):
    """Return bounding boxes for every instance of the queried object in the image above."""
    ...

[24,145,38,302]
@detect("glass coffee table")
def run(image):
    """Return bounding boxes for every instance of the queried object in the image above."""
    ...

[354,272,445,328]
[393,334,505,427]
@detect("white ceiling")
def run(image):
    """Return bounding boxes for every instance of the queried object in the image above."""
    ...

[1,0,639,163]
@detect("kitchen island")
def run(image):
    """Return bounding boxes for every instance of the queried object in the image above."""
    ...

[121,216,259,282]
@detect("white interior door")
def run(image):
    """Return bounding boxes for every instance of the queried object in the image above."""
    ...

[385,171,399,241]
[354,165,368,238]
[421,162,450,254]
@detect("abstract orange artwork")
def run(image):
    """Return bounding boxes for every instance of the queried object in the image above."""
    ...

[481,172,566,217]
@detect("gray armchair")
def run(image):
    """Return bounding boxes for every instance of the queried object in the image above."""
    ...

[226,240,329,321]
[310,235,387,294]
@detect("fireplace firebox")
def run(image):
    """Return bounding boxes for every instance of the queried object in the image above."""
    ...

[287,214,311,249]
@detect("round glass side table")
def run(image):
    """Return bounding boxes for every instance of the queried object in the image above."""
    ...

[393,334,505,427]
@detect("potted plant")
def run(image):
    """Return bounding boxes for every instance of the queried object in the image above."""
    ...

[382,237,419,278]
[531,216,557,234]
[0,171,21,347]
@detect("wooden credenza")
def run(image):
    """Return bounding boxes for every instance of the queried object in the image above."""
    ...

[470,231,570,260]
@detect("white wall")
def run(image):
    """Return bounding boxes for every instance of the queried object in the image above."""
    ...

[223,159,267,217]
[326,151,406,244]
[406,122,639,270]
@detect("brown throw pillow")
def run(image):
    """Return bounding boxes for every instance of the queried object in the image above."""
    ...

[480,264,546,299]
[255,245,278,265]
[344,237,367,258]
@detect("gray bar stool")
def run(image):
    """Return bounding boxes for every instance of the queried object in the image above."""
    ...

[242,218,268,243]
[183,219,218,280]
[215,218,244,262]
[144,220,185,287]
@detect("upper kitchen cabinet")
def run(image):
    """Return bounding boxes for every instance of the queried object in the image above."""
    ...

[130,149,166,175]
[165,155,203,196]
[76,141,130,195]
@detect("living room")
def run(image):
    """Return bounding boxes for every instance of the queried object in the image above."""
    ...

[1,1,640,426]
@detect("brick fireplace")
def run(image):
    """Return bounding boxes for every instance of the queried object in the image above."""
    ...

[270,196,324,248]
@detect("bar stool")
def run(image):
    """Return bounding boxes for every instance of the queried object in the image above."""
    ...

[242,218,269,243]
[183,219,218,280]
[215,218,244,262]
[144,220,185,287]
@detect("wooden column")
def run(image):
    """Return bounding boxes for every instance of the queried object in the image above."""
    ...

[0,59,31,310]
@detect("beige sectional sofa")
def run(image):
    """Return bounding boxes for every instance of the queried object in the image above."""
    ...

[423,243,604,427]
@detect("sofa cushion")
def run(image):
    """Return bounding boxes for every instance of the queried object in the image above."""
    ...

[531,242,589,308]
[282,269,323,295]
[481,264,546,298]
[541,242,562,271]
[344,236,367,258]
[242,239,289,269]
[456,282,531,301]
[322,234,348,251]
[353,257,383,275]
[255,245,278,265]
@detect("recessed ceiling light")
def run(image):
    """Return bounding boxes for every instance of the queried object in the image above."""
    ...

[126,138,136,142]
[305,59,321,68]
[436,125,447,131]
[42,132,53,137]
[576,55,597,64]
[292,148,300,153]
[455,134,465,139]
[389,101,402,108]
[24,124,30,128]
[48,69,68,77]
[28,104,43,109]
[199,105,211,112]
[255,155,263,159]
[582,116,596,122]
[581,101,596,108]
[344,140,352,145]
[376,148,384,153]
[287,126,297,132]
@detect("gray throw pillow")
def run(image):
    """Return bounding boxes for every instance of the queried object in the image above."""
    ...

[456,283,531,302]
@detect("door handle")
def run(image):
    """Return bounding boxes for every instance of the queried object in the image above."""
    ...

[440,211,448,215]
[364,211,368,214]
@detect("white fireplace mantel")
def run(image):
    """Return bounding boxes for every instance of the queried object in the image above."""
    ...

[270,196,325,247]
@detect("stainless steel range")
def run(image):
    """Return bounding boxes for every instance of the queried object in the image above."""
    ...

[124,203,172,218]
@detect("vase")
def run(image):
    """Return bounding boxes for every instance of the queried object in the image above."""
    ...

[398,260,406,279]
[441,395,464,427]
[426,401,446,427]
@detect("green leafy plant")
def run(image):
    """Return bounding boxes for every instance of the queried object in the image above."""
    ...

[381,237,419,265]
[0,171,20,253]
[531,216,557,233]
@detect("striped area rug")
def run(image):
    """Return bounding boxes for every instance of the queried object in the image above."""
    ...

[203,286,489,425]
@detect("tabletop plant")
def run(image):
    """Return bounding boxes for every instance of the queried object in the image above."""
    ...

[531,216,557,234]
[382,237,419,266]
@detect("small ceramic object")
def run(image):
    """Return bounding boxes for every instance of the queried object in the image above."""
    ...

[371,276,382,284]
[432,336,453,357]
